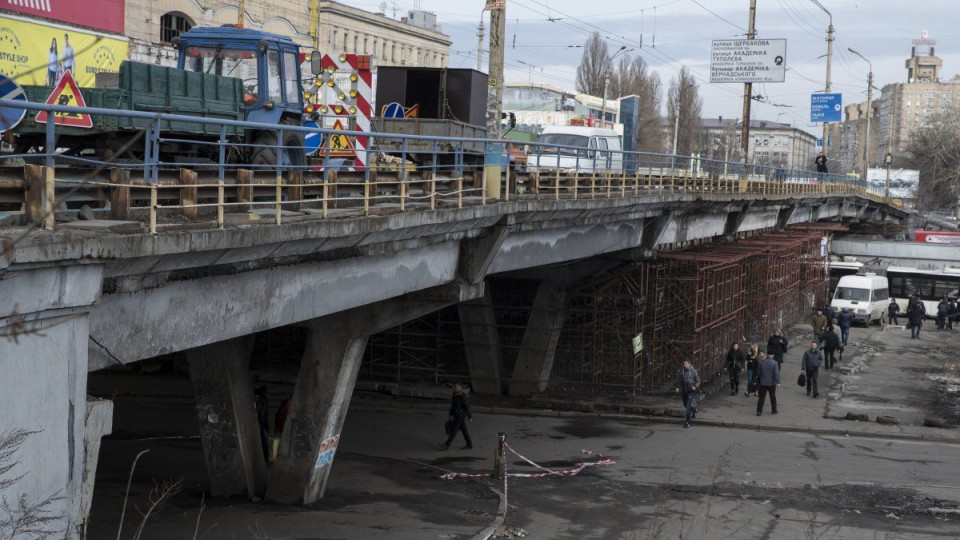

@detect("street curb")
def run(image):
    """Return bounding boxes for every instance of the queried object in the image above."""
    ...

[350,399,960,445]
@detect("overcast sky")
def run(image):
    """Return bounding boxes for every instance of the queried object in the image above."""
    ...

[339,0,960,134]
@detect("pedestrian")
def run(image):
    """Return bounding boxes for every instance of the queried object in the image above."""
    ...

[756,352,781,416]
[837,308,853,346]
[888,298,900,326]
[908,301,925,339]
[723,343,745,396]
[811,309,828,346]
[815,152,828,177]
[675,359,701,428]
[441,384,473,450]
[745,344,760,397]
[937,297,950,330]
[801,341,823,398]
[949,298,958,330]
[254,385,270,460]
[824,305,836,327]
[821,325,841,369]
[766,329,789,366]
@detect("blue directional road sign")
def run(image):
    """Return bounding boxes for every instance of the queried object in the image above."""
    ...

[382,102,404,118]
[0,75,27,133]
[811,93,842,123]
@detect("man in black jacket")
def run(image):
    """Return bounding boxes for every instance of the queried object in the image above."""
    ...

[756,353,781,415]
[888,298,900,326]
[836,309,854,346]
[937,298,950,330]
[675,360,701,428]
[821,326,842,369]
[766,329,789,366]
[441,384,473,450]
[801,341,824,398]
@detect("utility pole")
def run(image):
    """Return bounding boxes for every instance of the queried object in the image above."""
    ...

[849,48,873,180]
[600,75,610,127]
[740,0,757,167]
[476,19,485,72]
[811,1,833,156]
[237,0,245,25]
[486,0,506,138]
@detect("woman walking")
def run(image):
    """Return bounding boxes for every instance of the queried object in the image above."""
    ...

[440,384,473,450]
[723,343,745,395]
[47,38,60,86]
[745,344,760,397]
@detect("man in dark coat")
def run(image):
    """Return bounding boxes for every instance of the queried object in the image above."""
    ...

[723,343,745,395]
[756,353,781,415]
[908,301,925,339]
[821,325,841,369]
[801,341,824,398]
[766,329,789,366]
[441,384,473,450]
[675,360,701,428]
[811,310,828,346]
[815,152,828,175]
[888,298,900,326]
[937,298,950,330]
[836,309,854,346]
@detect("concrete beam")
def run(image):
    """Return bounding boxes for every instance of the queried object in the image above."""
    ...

[458,225,510,284]
[723,203,751,239]
[266,282,483,504]
[641,213,673,250]
[458,286,504,395]
[186,337,267,499]
[776,205,797,231]
[509,281,566,396]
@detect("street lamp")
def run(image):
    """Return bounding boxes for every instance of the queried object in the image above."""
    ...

[600,45,629,128]
[848,47,873,181]
[671,82,697,156]
[810,0,834,155]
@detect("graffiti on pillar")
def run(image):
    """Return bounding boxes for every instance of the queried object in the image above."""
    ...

[314,434,341,468]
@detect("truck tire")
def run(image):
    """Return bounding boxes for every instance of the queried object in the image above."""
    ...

[249,119,305,168]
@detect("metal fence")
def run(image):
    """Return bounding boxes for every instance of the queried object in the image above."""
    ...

[0,98,908,233]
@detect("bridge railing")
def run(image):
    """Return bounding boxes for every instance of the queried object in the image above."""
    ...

[0,98,907,232]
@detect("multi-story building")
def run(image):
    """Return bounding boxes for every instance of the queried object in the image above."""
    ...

[124,1,449,72]
[827,100,881,175]
[502,82,622,135]
[699,117,817,170]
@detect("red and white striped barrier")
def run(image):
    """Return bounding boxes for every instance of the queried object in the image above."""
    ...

[304,53,372,171]
[438,446,614,480]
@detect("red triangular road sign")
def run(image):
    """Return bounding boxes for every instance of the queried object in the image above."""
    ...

[323,119,356,157]
[36,71,93,128]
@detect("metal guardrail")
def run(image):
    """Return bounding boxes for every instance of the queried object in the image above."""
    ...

[0,98,910,234]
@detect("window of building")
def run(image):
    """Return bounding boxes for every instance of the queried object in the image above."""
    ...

[331,29,337,46]
[343,32,348,51]
[160,12,193,44]
[353,35,358,52]
[364,37,368,54]
[391,44,396,62]
[383,42,387,58]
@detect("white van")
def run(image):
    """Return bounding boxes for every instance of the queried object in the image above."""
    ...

[530,126,623,172]
[830,273,889,325]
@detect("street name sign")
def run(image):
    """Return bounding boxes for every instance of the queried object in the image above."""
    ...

[710,39,787,83]
[811,93,842,123]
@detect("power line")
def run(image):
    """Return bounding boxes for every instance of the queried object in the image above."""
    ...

[690,0,746,33]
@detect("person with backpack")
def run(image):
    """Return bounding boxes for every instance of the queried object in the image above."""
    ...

[801,341,823,398]
[937,297,950,330]
[821,325,841,370]
[675,360,701,428]
[888,298,901,326]
[744,344,760,397]
[723,343,745,396]
[766,329,789,366]
[441,384,473,450]
[836,309,854,347]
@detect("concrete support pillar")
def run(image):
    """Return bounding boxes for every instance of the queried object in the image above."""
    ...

[79,398,113,523]
[185,337,266,499]
[266,282,483,505]
[509,281,567,396]
[0,264,104,540]
[458,287,505,395]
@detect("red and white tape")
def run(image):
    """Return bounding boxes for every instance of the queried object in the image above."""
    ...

[438,446,614,480]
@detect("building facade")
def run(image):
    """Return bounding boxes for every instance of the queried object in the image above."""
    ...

[699,118,817,171]
[123,0,449,71]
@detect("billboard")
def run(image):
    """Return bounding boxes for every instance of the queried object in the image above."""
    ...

[1,0,123,34]
[0,15,128,87]
[811,93,842,123]
[710,39,787,83]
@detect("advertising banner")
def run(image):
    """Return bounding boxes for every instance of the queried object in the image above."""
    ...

[1,0,124,34]
[0,16,128,87]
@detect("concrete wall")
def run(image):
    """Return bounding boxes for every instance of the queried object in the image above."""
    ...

[831,238,960,269]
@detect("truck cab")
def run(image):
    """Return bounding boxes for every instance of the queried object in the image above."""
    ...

[175,26,320,165]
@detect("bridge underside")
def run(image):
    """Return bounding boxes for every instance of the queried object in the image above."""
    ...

[0,192,904,533]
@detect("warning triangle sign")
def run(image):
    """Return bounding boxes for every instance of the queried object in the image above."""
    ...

[322,119,355,158]
[36,71,93,128]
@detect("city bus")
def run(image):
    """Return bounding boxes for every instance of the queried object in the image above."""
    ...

[886,266,960,316]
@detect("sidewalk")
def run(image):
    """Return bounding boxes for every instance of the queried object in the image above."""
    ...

[352,322,960,444]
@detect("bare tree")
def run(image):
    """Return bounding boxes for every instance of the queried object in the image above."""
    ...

[0,430,64,540]
[575,32,611,97]
[902,105,960,212]
[666,68,702,157]
[610,55,664,153]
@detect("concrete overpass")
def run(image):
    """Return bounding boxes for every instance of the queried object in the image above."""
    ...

[0,187,908,536]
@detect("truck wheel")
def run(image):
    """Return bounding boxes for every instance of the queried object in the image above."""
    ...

[249,123,305,168]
